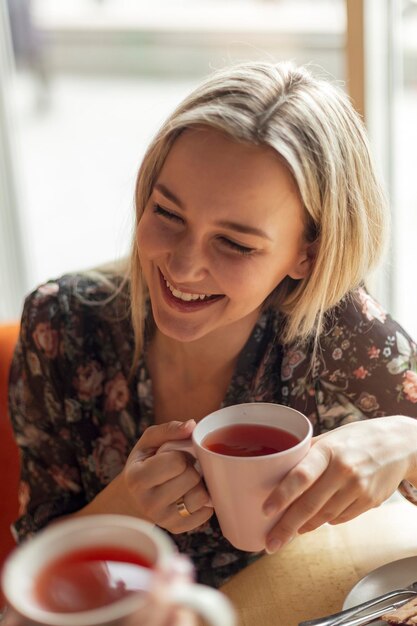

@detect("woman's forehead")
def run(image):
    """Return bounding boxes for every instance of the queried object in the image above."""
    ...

[154,127,306,237]
[160,126,301,204]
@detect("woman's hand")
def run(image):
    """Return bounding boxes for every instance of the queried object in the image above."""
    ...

[72,419,213,533]
[263,415,417,553]
[120,419,213,533]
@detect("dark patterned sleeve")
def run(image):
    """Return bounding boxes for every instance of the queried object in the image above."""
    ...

[314,287,417,505]
[8,282,86,541]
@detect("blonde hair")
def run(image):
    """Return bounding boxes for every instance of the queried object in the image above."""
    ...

[129,61,388,366]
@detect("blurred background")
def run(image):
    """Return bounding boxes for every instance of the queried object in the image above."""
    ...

[0,0,416,337]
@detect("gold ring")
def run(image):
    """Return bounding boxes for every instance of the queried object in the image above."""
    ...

[176,497,192,518]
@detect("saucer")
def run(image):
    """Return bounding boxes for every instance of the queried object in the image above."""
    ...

[343,556,417,625]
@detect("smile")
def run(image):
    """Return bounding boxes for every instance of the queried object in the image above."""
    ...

[164,278,218,302]
[158,270,224,310]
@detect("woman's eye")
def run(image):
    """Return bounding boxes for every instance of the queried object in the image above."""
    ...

[153,204,183,223]
[219,237,255,256]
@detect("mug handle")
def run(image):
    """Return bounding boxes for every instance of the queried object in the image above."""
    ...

[156,441,213,507]
[156,439,200,472]
[157,439,196,457]
[168,581,237,626]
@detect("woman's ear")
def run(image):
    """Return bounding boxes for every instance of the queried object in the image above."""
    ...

[288,239,318,280]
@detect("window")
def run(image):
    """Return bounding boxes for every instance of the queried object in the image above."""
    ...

[3,0,415,343]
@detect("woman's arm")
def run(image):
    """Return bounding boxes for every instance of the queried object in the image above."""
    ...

[263,289,417,553]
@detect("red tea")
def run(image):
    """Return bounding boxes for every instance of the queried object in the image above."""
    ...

[34,546,153,613]
[202,423,300,457]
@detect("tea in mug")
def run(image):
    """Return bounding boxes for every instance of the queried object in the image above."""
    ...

[34,546,153,613]
[202,423,300,457]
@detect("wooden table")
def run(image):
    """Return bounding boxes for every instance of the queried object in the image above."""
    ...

[221,498,417,626]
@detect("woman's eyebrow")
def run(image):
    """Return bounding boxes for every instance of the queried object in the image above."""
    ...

[215,220,272,240]
[154,182,271,240]
[154,183,185,209]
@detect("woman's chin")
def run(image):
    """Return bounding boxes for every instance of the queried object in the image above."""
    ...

[154,319,210,344]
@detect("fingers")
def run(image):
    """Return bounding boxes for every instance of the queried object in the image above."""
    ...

[297,492,355,533]
[261,444,330,552]
[157,468,211,511]
[145,473,214,534]
[168,500,214,534]
[263,429,392,552]
[327,497,372,526]
[143,465,214,532]
[124,429,213,532]
[131,420,196,460]
[264,488,362,554]
[127,450,194,490]
[263,442,331,518]
[297,478,382,533]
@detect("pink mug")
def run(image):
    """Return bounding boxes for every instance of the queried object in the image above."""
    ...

[158,402,313,552]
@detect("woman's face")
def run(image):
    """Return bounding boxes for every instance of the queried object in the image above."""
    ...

[137,127,311,344]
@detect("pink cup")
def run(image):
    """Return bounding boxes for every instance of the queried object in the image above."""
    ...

[158,402,313,552]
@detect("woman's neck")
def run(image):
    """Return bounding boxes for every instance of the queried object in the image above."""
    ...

[146,313,262,422]
[149,312,260,388]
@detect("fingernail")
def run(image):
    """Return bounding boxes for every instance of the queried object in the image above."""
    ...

[265,537,282,554]
[180,419,195,429]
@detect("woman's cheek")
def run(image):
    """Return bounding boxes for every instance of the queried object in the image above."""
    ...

[210,254,261,288]
[222,254,286,302]
[137,218,175,256]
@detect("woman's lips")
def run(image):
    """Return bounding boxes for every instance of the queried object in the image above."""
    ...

[158,270,224,312]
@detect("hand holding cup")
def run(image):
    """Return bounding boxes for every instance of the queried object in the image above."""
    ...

[158,403,313,552]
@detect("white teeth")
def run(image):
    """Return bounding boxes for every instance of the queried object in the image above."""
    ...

[165,279,211,302]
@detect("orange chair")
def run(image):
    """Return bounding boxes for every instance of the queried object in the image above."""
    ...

[0,323,20,583]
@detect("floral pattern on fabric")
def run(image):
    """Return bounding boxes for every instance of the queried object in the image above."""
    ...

[8,276,417,587]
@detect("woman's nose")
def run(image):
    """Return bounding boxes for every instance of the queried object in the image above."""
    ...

[165,237,208,283]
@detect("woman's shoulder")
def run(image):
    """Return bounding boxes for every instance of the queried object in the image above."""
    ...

[327,286,415,343]
[317,286,417,395]
[23,270,128,318]
[20,269,132,352]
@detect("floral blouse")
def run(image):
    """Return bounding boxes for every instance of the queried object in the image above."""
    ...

[8,274,417,587]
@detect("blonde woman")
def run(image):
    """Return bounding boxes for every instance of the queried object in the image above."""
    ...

[9,61,417,587]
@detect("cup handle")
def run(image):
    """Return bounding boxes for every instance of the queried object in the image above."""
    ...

[157,440,214,508]
[167,581,237,626]
[157,439,196,458]
[156,439,201,474]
